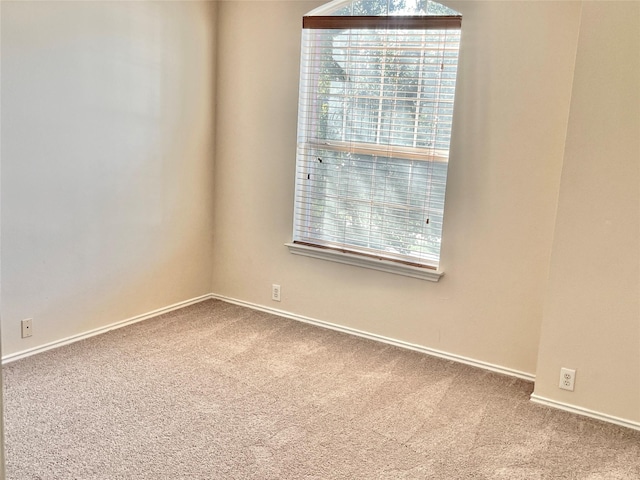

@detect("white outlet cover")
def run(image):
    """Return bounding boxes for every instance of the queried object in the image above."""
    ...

[559,367,576,391]
[272,284,281,302]
[21,318,33,338]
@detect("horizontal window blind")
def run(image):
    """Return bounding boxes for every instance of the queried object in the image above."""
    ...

[293,16,461,269]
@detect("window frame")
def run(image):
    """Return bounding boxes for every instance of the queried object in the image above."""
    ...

[289,5,461,282]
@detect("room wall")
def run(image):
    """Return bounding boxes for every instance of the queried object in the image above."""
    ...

[212,0,582,376]
[1,1,217,356]
[0,5,4,471]
[2,0,635,433]
[533,1,640,424]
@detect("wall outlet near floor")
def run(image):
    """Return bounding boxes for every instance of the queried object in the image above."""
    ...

[559,367,576,391]
[21,318,33,338]
[272,284,281,302]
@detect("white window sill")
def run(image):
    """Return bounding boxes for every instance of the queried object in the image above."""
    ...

[285,242,444,282]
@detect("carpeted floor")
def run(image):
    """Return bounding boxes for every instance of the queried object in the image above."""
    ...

[3,299,640,479]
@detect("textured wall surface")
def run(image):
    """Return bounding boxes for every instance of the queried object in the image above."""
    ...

[534,1,640,423]
[212,0,580,376]
[1,1,217,355]
[2,0,638,429]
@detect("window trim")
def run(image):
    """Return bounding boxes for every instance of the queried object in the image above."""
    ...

[303,15,461,31]
[291,2,461,279]
[286,242,444,282]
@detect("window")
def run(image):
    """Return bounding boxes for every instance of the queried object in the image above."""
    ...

[288,0,461,281]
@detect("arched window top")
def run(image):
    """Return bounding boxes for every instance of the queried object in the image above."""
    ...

[306,0,460,17]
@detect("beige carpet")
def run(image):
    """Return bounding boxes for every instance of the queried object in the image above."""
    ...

[3,299,640,479]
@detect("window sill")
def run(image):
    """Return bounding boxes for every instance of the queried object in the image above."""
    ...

[285,242,444,282]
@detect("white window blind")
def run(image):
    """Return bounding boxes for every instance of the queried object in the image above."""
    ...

[293,14,461,270]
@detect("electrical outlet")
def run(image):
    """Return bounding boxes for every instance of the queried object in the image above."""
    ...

[559,367,576,391]
[21,318,33,338]
[272,284,281,302]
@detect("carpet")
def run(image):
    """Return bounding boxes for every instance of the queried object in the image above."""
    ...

[3,299,640,479]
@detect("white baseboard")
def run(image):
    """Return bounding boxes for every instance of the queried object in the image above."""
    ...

[209,293,536,382]
[1,294,213,364]
[218,294,640,432]
[5,292,638,432]
[530,394,640,432]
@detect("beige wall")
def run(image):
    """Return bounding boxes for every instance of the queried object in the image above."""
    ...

[1,1,217,356]
[1,0,637,433]
[212,0,581,376]
[534,2,640,423]
[0,5,4,469]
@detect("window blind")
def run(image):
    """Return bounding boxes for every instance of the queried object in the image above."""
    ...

[293,15,461,269]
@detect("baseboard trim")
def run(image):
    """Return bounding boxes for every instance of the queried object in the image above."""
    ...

[7,291,638,432]
[210,293,535,382]
[530,394,640,432]
[2,294,213,364]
